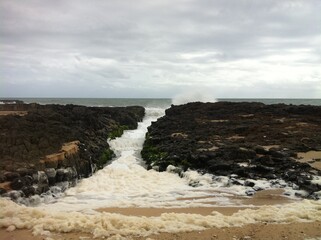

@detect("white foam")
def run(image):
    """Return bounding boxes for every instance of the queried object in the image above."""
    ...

[1,198,321,238]
[312,176,321,185]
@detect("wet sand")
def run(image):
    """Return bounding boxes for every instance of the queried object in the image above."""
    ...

[98,206,247,217]
[1,189,313,240]
[97,189,294,217]
[297,151,321,170]
[138,222,321,240]
[1,222,320,240]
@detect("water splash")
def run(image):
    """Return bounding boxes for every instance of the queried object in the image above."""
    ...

[172,90,217,105]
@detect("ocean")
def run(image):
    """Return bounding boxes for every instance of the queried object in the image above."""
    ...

[1,97,321,238]
[2,97,321,108]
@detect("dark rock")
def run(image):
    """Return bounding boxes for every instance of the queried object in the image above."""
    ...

[56,168,66,182]
[142,102,321,197]
[10,178,24,190]
[22,186,36,197]
[253,185,264,191]
[0,103,145,199]
[228,178,243,186]
[10,176,33,190]
[255,146,268,154]
[244,180,255,187]
[0,188,7,195]
[252,164,274,174]
[4,172,20,181]
[245,189,256,196]
[64,167,77,181]
[0,174,6,183]
[16,168,33,177]
[45,168,56,185]
[36,171,48,185]
[270,150,288,158]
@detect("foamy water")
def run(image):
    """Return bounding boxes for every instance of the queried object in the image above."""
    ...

[33,107,299,211]
[1,106,321,238]
[1,198,321,238]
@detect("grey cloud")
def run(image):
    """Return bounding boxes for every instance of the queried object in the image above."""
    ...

[1,0,321,98]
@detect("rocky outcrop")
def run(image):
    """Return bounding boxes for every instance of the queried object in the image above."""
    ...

[0,103,145,199]
[141,102,321,198]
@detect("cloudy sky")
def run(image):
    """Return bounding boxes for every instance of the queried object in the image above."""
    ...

[1,0,321,98]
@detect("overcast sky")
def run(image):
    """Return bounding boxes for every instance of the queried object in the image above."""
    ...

[1,0,321,98]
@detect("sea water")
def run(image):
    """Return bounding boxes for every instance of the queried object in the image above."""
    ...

[2,97,321,107]
[1,98,321,238]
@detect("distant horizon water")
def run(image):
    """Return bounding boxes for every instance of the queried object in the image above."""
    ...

[1,97,321,107]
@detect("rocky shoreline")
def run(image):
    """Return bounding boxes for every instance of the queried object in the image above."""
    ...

[142,102,321,198]
[0,102,145,202]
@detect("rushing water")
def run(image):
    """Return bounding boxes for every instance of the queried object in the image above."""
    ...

[31,106,304,212]
[1,98,321,238]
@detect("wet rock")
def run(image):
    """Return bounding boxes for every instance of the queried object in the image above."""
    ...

[245,189,256,196]
[254,146,268,154]
[252,164,274,174]
[0,103,145,199]
[10,176,33,190]
[0,188,7,195]
[0,174,6,183]
[37,171,49,185]
[4,172,20,181]
[228,178,243,186]
[142,102,321,196]
[45,168,57,185]
[270,150,289,158]
[244,180,255,187]
[16,167,34,177]
[253,185,264,191]
[5,190,24,200]
[65,167,77,181]
[10,178,24,190]
[22,186,36,197]
[56,168,66,182]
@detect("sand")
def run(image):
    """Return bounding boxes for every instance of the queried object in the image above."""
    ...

[1,219,320,240]
[297,151,321,170]
[97,189,294,217]
[138,222,321,240]
[2,189,320,240]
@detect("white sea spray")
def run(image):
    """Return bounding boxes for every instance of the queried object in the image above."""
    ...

[172,90,217,105]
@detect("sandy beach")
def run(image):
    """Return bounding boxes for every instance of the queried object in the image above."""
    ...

[1,215,320,240]
[1,189,320,240]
